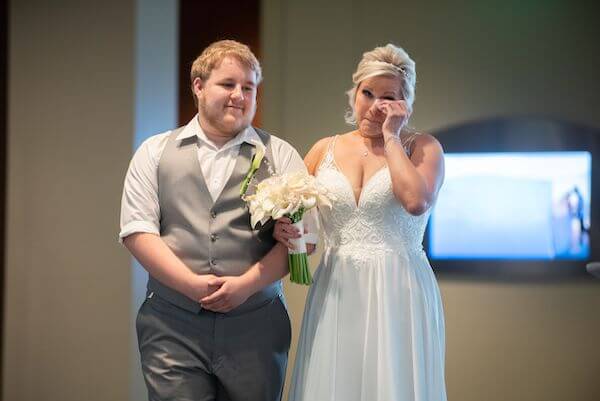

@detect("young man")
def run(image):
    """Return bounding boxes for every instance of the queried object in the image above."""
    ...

[120,40,316,401]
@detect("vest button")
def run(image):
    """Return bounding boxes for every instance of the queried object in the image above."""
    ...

[210,234,218,242]
[209,258,217,267]
[210,211,217,219]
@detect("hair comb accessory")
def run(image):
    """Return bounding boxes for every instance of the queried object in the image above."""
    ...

[361,60,408,79]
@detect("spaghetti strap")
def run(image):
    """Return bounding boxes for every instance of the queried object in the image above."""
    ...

[316,135,338,173]
[400,131,421,157]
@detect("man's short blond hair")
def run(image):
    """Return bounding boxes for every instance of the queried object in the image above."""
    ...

[190,40,262,105]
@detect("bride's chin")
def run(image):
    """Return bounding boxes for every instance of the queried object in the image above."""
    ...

[358,126,383,138]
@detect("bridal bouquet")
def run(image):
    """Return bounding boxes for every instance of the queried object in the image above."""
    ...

[243,170,333,285]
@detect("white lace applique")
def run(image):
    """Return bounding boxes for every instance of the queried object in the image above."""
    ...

[315,135,428,266]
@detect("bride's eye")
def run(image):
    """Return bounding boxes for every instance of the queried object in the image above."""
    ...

[361,89,373,98]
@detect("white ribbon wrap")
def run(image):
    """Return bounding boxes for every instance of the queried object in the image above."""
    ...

[288,220,307,254]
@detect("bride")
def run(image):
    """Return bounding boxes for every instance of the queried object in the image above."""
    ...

[275,44,447,401]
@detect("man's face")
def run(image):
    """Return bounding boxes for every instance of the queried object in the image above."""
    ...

[194,56,258,138]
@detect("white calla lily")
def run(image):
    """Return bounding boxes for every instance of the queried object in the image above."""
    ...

[244,170,334,228]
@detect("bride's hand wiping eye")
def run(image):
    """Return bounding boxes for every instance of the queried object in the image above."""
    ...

[376,100,411,139]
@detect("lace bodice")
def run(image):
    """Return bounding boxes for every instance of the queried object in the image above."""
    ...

[315,135,430,254]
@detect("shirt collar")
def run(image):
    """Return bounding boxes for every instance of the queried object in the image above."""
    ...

[176,114,265,152]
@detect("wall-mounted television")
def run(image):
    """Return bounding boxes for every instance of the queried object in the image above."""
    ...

[429,152,591,260]
[428,117,599,279]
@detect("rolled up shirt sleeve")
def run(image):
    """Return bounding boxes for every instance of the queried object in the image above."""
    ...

[271,136,320,245]
[119,133,170,243]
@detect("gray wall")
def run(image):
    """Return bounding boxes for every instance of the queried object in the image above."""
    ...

[261,1,600,401]
[4,1,134,400]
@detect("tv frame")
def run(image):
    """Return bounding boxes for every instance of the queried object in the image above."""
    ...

[426,116,600,280]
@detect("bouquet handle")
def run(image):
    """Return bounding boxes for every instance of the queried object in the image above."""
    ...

[287,219,312,285]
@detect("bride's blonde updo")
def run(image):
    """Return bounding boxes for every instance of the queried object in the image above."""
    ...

[345,44,416,125]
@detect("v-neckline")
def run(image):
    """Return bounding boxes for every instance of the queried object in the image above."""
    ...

[329,136,388,208]
[332,164,388,208]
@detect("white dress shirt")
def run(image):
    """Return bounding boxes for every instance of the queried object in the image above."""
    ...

[119,115,318,244]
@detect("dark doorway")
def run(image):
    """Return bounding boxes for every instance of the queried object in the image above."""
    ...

[178,0,261,126]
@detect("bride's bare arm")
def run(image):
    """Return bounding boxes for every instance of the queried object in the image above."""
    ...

[373,99,444,216]
[384,133,445,216]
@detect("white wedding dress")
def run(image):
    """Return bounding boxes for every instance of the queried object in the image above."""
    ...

[288,136,447,401]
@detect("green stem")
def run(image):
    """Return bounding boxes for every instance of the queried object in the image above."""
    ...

[289,253,303,284]
[302,255,306,284]
[288,252,312,285]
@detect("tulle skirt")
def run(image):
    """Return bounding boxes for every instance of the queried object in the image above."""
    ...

[288,246,447,401]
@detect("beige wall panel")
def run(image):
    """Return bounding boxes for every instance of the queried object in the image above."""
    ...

[4,1,134,400]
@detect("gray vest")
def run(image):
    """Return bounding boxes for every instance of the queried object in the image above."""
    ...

[149,126,280,314]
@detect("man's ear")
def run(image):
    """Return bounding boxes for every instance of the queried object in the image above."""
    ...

[192,77,204,97]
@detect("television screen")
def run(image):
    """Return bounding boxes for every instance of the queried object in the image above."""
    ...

[429,152,592,260]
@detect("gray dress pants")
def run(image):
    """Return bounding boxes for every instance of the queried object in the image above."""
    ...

[136,292,291,401]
